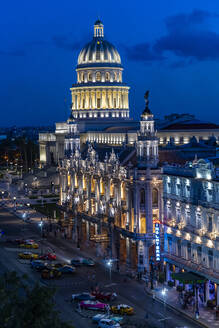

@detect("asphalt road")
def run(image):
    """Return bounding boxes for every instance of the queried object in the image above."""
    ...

[0,201,204,328]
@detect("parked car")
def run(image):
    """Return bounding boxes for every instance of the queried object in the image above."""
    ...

[92,290,117,302]
[58,265,75,274]
[81,257,95,266]
[98,319,120,328]
[80,300,108,311]
[111,304,134,315]
[39,252,56,261]
[71,259,82,267]
[71,257,95,267]
[18,252,39,260]
[41,268,61,279]
[19,240,39,249]
[92,314,123,324]
[30,260,47,271]
[71,292,95,302]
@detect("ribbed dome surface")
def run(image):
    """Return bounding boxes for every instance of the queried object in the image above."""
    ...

[77,38,121,66]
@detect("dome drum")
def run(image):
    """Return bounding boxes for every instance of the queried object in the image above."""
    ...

[76,68,123,84]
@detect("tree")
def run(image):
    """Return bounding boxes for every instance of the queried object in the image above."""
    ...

[0,271,74,328]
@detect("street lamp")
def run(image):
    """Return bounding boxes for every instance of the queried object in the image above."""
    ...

[107,259,112,282]
[1,191,4,199]
[39,219,43,254]
[27,203,30,219]
[13,196,16,210]
[74,195,79,248]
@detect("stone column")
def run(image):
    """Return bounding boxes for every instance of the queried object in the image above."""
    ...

[204,280,210,305]
[145,169,153,234]
[133,184,139,232]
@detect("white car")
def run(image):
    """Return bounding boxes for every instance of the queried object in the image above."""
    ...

[98,319,121,328]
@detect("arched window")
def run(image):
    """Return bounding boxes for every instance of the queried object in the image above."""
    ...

[140,188,145,205]
[113,72,117,81]
[96,72,101,82]
[105,72,110,81]
[88,72,92,82]
[81,72,84,82]
[152,188,158,206]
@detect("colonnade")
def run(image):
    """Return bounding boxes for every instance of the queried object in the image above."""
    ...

[71,87,129,110]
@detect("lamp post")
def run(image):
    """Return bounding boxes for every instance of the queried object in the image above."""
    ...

[27,203,30,220]
[107,259,112,282]
[39,219,43,254]
[13,196,16,211]
[74,195,79,248]
[1,191,4,200]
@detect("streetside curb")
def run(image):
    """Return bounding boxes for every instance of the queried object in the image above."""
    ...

[144,287,209,328]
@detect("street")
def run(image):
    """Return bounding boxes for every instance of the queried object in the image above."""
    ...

[0,201,204,328]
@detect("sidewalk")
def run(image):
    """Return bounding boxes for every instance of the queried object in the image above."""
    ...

[145,282,219,328]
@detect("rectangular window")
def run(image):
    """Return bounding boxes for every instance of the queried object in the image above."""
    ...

[114,98,117,108]
[208,216,213,232]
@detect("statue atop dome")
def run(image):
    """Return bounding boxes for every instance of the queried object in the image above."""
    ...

[142,90,152,116]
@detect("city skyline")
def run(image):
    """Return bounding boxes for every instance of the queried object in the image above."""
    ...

[1,0,219,126]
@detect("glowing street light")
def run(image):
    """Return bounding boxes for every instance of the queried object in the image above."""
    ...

[107,259,112,282]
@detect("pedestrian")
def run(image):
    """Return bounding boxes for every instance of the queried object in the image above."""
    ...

[54,230,57,237]
[106,304,110,315]
[152,291,156,303]
[145,312,149,320]
[64,232,67,239]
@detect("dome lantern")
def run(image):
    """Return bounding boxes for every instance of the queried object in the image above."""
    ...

[94,19,104,38]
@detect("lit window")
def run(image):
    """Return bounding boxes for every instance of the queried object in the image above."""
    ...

[105,72,110,81]
[88,72,92,82]
[96,72,101,81]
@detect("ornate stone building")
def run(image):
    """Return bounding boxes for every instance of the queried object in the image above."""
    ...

[59,98,163,271]
[163,159,219,303]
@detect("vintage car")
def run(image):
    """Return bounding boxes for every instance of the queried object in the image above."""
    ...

[79,300,108,311]
[111,304,134,315]
[71,292,95,302]
[39,252,56,261]
[92,290,117,302]
[18,252,39,260]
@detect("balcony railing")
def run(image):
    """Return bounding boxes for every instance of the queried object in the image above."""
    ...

[163,252,219,281]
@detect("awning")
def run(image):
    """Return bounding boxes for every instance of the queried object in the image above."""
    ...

[171,271,206,284]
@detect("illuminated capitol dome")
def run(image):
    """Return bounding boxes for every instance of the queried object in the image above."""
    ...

[70,20,130,120]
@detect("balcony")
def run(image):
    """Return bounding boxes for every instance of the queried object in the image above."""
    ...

[163,252,219,283]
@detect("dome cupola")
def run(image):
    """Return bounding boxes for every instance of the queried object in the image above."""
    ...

[77,20,121,67]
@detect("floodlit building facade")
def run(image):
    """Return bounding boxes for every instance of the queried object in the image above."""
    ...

[163,159,219,303]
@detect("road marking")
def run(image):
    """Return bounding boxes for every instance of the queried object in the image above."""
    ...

[158,317,171,321]
[104,283,117,287]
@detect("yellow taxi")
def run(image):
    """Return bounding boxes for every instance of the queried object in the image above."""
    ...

[18,252,39,260]
[111,304,134,315]
[19,241,39,249]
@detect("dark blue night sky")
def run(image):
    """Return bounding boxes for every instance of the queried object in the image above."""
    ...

[1,0,219,126]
